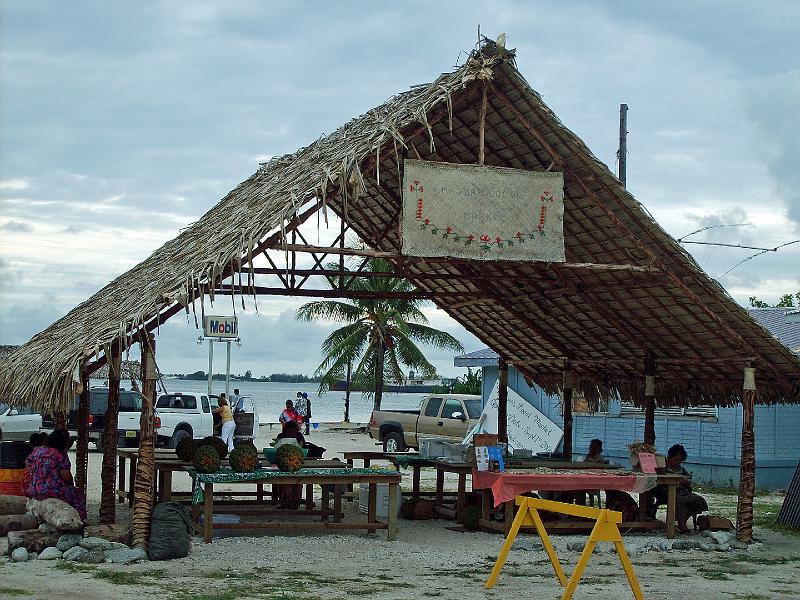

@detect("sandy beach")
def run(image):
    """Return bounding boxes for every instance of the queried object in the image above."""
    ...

[2,426,799,600]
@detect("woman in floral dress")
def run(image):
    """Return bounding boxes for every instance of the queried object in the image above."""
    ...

[26,429,86,519]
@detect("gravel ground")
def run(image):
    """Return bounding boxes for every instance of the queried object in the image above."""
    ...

[2,426,799,600]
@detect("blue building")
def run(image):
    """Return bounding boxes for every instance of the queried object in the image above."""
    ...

[455,308,800,489]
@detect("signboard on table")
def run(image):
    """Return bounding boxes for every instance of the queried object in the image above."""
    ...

[465,381,563,453]
[638,452,657,474]
[401,159,565,262]
[203,315,239,339]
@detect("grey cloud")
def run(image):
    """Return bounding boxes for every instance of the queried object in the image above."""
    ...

[0,220,34,233]
[745,69,800,230]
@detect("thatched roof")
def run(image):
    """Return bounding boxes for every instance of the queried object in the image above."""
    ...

[1,43,799,412]
[457,307,800,367]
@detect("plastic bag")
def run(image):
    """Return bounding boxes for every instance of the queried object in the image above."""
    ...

[148,502,194,561]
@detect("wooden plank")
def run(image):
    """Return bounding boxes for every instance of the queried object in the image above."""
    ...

[388,482,399,541]
[211,522,388,531]
[368,484,377,534]
[203,482,214,543]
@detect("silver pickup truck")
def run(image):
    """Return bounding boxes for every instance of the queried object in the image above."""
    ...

[368,394,482,452]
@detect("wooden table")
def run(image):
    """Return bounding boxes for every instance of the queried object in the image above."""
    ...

[191,468,402,542]
[117,448,347,505]
[431,460,474,521]
[342,451,437,500]
[427,459,617,523]
[473,470,684,538]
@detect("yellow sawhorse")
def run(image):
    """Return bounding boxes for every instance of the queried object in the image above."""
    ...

[485,496,644,600]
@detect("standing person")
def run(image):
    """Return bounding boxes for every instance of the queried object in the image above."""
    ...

[25,429,87,520]
[294,391,307,427]
[279,400,299,425]
[231,388,244,413]
[213,397,236,452]
[303,392,312,435]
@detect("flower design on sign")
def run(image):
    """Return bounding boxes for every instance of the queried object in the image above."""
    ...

[412,175,560,253]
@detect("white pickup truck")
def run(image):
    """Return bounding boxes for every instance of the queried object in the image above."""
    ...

[155,392,259,448]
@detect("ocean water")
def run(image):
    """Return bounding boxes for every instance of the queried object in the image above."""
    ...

[90,379,425,424]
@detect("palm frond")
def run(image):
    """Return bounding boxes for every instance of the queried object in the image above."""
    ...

[296,300,364,324]
[406,323,464,351]
[394,335,437,378]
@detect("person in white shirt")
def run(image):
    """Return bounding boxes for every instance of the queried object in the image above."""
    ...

[231,388,244,413]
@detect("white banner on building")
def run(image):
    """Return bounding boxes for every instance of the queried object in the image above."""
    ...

[401,159,565,262]
[466,381,563,453]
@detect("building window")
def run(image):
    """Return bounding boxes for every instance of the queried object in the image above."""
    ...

[619,402,717,418]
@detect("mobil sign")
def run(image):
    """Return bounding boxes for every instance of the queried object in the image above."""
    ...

[203,315,239,339]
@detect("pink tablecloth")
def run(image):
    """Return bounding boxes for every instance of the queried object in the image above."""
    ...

[472,470,657,507]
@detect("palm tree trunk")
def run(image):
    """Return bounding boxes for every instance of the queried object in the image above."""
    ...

[736,366,756,543]
[75,374,90,493]
[373,341,385,411]
[100,348,122,524]
[344,360,352,422]
[132,335,157,549]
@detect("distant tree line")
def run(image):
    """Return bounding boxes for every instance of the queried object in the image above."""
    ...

[174,370,321,383]
[431,368,482,395]
[749,290,800,309]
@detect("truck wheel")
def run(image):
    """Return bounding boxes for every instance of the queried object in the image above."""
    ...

[170,429,191,449]
[383,432,406,453]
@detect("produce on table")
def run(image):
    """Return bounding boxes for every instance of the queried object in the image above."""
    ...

[234,439,258,457]
[198,436,228,460]
[175,437,195,462]
[229,446,258,473]
[275,445,304,472]
[193,445,221,474]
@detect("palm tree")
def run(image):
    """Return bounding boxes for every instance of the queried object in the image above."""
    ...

[296,258,464,410]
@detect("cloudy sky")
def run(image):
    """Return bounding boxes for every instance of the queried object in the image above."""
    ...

[1,1,798,378]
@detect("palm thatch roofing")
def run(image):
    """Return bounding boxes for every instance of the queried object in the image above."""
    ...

[2,42,799,413]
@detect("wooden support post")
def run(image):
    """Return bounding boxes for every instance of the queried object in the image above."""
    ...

[498,357,509,444]
[99,347,122,524]
[75,372,90,494]
[478,82,488,165]
[132,334,157,549]
[643,352,656,447]
[562,366,574,461]
[736,365,756,543]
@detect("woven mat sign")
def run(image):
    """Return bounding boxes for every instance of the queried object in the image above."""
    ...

[401,159,565,261]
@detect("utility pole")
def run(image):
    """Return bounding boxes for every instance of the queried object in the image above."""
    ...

[618,103,628,187]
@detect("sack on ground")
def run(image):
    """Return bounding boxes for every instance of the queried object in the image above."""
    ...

[26,498,83,531]
[696,515,734,531]
[148,502,194,561]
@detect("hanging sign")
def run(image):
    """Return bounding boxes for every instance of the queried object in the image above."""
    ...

[467,381,563,452]
[401,159,565,262]
[203,315,239,339]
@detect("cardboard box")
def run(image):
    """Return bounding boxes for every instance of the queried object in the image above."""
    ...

[473,433,498,447]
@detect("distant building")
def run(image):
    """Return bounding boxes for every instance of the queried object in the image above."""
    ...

[455,308,800,489]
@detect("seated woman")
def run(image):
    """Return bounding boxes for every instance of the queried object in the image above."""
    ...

[583,439,606,464]
[274,421,305,508]
[653,443,708,533]
[26,429,87,520]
